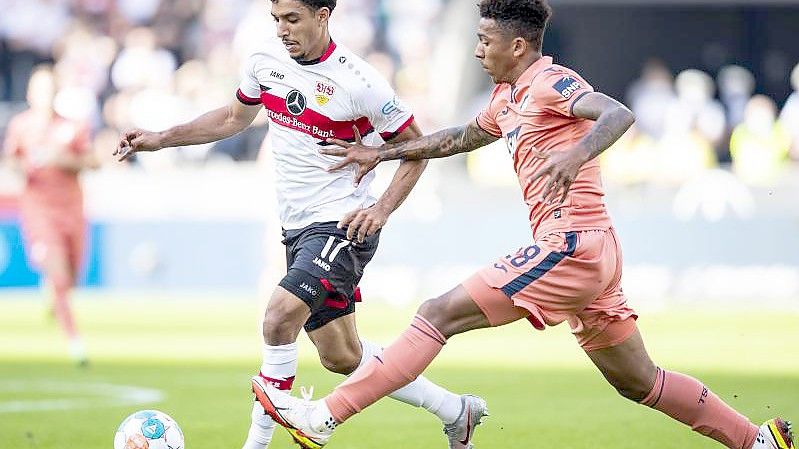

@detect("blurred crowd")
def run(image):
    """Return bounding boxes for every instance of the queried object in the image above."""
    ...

[0,0,444,169]
[604,59,799,188]
[1,0,798,190]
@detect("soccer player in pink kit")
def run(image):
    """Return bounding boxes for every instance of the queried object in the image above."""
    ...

[252,1,795,449]
[3,66,98,366]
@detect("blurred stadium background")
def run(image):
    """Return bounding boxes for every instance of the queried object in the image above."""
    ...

[1,0,798,448]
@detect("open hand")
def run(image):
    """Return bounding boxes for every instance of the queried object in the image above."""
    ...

[529,148,590,204]
[321,126,381,186]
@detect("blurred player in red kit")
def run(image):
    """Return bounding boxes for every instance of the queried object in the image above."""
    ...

[3,65,98,365]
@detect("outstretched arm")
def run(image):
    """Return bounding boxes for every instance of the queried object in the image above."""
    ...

[114,100,262,161]
[530,92,635,204]
[375,120,499,161]
[322,120,498,185]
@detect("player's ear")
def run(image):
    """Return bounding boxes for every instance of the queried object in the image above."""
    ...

[512,37,528,58]
[317,7,331,25]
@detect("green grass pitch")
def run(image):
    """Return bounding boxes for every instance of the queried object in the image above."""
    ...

[1,291,797,448]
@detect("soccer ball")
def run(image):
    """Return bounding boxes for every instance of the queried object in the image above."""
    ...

[114,410,185,449]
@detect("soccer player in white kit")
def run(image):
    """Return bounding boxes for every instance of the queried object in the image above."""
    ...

[115,1,486,449]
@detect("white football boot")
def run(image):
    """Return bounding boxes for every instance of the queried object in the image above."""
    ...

[442,394,489,449]
[251,376,333,449]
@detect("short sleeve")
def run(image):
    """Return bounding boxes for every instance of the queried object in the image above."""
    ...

[475,86,504,137]
[353,69,413,141]
[236,55,262,106]
[532,69,594,117]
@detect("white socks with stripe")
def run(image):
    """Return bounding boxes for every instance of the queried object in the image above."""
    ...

[241,342,298,449]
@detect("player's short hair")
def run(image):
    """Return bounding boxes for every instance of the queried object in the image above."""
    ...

[478,0,552,49]
[274,0,336,13]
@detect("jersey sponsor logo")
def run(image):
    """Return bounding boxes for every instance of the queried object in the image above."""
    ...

[286,89,307,115]
[313,257,332,271]
[261,90,373,141]
[270,70,285,80]
[553,76,583,99]
[266,109,336,139]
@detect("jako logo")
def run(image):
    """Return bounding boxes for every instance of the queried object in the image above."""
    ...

[270,70,284,79]
[313,257,331,271]
[552,76,582,99]
[300,282,318,296]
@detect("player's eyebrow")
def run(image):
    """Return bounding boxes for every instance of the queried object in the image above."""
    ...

[272,11,301,20]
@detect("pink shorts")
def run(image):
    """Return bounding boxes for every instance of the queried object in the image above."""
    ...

[462,228,637,351]
[20,209,85,273]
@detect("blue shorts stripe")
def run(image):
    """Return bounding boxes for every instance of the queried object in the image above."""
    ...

[500,232,578,297]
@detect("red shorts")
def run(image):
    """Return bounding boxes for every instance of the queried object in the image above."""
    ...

[462,228,637,351]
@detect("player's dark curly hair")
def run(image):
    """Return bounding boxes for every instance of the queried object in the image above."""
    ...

[272,0,336,13]
[478,0,552,49]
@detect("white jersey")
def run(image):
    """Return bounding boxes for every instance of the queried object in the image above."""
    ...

[237,40,414,230]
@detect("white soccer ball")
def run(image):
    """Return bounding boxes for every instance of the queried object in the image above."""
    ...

[114,410,185,449]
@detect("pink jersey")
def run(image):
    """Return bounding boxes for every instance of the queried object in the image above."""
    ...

[3,110,89,227]
[476,56,612,239]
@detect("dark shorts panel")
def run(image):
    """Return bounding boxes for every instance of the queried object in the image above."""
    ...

[278,222,380,331]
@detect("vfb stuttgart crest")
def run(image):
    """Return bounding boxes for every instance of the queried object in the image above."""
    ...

[286,90,307,115]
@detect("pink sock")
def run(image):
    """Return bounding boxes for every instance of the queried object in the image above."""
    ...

[325,315,446,423]
[641,368,758,449]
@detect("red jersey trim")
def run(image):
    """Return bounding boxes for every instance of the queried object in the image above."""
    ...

[297,40,337,66]
[380,115,415,141]
[237,89,261,106]
[260,90,374,142]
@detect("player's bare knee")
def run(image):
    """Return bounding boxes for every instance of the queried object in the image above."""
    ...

[319,353,361,375]
[417,296,452,331]
[609,375,651,402]
[262,309,302,344]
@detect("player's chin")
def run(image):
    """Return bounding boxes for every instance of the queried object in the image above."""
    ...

[481,66,498,83]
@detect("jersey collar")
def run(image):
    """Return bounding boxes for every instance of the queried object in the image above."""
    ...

[513,55,553,87]
[296,40,337,66]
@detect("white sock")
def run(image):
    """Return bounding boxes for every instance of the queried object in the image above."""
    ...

[359,340,462,424]
[242,342,298,449]
[241,402,276,449]
[68,337,86,361]
[309,399,337,433]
